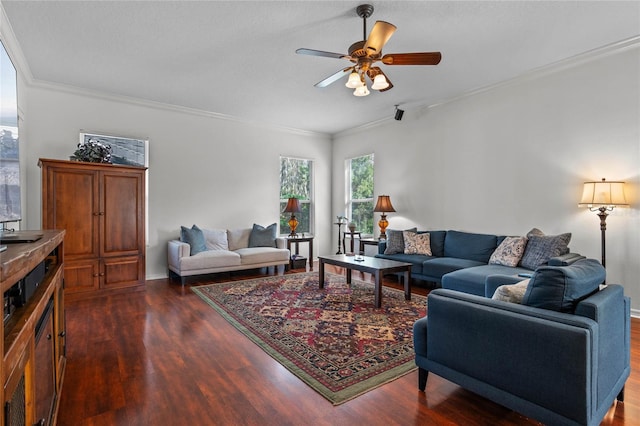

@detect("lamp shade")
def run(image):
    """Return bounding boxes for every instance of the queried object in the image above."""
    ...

[579,179,628,207]
[373,195,396,213]
[283,197,302,213]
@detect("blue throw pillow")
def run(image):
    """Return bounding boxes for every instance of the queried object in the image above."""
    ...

[249,223,277,247]
[180,224,207,255]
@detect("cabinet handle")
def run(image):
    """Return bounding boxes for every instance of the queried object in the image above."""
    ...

[35,420,45,426]
[46,334,52,340]
[99,273,105,276]
[93,212,100,216]
[59,331,66,337]
[99,212,105,216]
[93,273,99,277]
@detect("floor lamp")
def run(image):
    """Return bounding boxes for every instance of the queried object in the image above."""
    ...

[579,178,627,268]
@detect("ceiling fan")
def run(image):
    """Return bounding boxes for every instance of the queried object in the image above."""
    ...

[296,4,441,96]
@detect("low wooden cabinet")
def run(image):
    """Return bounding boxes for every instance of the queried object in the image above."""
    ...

[40,159,146,299]
[1,230,66,426]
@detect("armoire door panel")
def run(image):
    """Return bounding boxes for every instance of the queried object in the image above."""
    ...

[103,256,144,289]
[50,169,99,258]
[102,173,143,256]
[63,260,99,293]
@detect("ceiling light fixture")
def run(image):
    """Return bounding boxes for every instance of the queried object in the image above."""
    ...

[353,84,370,97]
[345,71,361,88]
[371,73,389,90]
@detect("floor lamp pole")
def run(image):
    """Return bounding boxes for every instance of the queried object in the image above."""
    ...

[597,207,608,268]
[335,222,344,255]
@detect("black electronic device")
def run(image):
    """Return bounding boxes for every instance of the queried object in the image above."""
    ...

[0,231,43,244]
[23,261,45,304]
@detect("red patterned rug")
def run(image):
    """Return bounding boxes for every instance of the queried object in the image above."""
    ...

[192,271,427,405]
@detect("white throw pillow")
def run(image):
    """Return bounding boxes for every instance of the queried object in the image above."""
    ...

[492,279,530,304]
[202,229,229,251]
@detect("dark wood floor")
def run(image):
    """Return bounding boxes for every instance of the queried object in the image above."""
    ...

[57,264,640,425]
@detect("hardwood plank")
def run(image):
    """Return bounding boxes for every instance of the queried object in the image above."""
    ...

[57,264,639,425]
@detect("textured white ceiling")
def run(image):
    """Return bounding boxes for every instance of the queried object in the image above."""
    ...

[3,1,639,135]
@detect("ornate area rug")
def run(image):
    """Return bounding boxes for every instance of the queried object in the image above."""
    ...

[192,271,427,405]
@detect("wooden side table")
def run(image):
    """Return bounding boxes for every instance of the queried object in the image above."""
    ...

[359,238,380,255]
[286,236,314,270]
[343,231,361,254]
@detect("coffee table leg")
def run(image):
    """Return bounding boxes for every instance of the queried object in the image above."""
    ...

[319,259,325,289]
[374,271,382,308]
[404,269,411,300]
[346,268,352,284]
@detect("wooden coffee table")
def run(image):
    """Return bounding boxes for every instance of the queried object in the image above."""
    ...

[318,254,412,308]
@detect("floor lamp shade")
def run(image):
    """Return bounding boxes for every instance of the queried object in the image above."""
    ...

[373,195,396,241]
[284,197,302,237]
[578,178,627,269]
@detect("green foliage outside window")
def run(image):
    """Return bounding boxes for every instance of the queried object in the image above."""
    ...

[279,157,312,234]
[349,154,374,234]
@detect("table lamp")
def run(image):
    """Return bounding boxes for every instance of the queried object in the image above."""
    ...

[283,197,302,237]
[373,195,396,241]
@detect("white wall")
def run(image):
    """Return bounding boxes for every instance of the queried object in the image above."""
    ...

[22,85,333,279]
[333,45,640,314]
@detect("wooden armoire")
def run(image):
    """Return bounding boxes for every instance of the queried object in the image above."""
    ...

[39,158,146,300]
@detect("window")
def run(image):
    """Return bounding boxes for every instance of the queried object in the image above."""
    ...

[279,157,313,235]
[347,154,374,234]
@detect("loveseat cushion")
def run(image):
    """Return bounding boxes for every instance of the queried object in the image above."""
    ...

[522,258,604,313]
[202,229,229,251]
[443,230,498,263]
[236,247,290,265]
[179,249,241,272]
[228,228,251,251]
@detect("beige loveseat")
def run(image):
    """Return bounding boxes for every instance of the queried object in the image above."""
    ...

[168,226,290,285]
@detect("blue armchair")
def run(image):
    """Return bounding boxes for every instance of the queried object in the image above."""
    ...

[413,259,630,426]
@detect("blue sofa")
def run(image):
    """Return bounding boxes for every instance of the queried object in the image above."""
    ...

[376,229,582,295]
[413,259,631,426]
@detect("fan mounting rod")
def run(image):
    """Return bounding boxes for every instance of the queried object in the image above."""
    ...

[356,4,374,40]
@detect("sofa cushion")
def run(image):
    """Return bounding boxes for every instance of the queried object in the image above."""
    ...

[227,228,251,251]
[492,279,529,303]
[376,252,434,275]
[424,257,486,283]
[180,225,208,255]
[404,231,432,255]
[236,247,290,265]
[179,249,241,271]
[520,228,571,270]
[522,258,604,313]
[442,264,533,296]
[384,228,417,254]
[202,228,229,251]
[489,236,527,267]
[428,230,447,257]
[249,223,278,248]
[443,230,498,263]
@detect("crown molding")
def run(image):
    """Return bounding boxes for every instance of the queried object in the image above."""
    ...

[422,35,640,113]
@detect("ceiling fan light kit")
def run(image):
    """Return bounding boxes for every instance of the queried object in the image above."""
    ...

[296,4,441,97]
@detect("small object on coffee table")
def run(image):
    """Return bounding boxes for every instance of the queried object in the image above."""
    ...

[318,254,412,308]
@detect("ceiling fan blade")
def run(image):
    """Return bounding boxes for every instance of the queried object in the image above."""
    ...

[364,21,397,56]
[314,67,353,88]
[366,67,394,92]
[296,48,347,60]
[381,52,442,66]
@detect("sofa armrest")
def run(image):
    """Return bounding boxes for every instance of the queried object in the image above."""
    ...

[275,237,287,250]
[168,239,190,270]
[548,252,586,266]
[426,288,599,422]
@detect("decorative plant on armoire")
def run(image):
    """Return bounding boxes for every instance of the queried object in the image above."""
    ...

[70,138,112,163]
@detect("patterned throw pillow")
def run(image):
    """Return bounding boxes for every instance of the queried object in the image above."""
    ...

[404,231,432,255]
[180,224,208,255]
[520,228,571,270]
[384,228,417,254]
[492,279,530,303]
[489,236,527,267]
